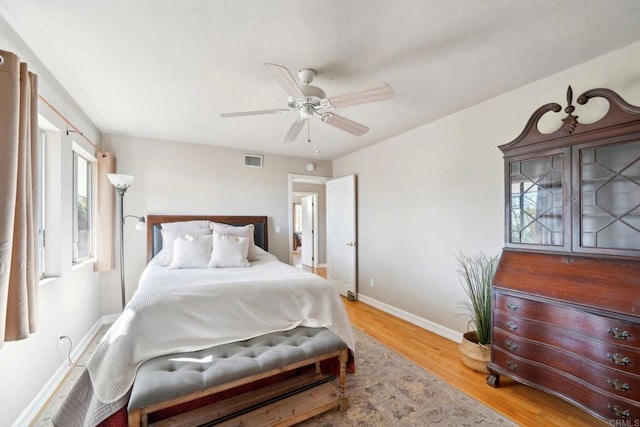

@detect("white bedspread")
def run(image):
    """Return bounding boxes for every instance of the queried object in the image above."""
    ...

[54,249,355,426]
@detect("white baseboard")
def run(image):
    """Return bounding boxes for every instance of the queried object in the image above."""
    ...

[14,313,118,427]
[356,293,463,343]
[317,263,327,268]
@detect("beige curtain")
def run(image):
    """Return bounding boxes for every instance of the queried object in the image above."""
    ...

[95,152,116,272]
[0,50,39,347]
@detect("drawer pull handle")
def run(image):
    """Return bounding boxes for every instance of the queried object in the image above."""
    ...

[506,321,518,331]
[506,303,518,311]
[608,404,631,418]
[506,341,518,352]
[506,360,518,371]
[607,353,630,366]
[607,378,630,392]
[608,328,630,340]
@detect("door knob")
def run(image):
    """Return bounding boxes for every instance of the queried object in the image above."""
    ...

[346,242,356,246]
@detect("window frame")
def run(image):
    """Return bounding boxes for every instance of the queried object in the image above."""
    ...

[37,114,63,281]
[72,142,96,264]
[36,128,46,277]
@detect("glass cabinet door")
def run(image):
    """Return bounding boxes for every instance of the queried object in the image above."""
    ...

[508,154,566,248]
[577,140,640,254]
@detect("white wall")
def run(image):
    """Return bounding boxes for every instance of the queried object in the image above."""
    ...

[99,134,332,315]
[333,41,640,337]
[0,17,104,427]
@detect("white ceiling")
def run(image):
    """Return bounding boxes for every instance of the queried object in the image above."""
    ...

[2,1,640,160]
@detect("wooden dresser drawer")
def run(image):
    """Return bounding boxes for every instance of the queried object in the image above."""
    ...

[493,328,640,401]
[494,292,640,348]
[492,251,640,317]
[492,348,640,422]
[493,311,640,376]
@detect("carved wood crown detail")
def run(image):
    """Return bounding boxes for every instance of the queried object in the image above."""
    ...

[498,85,640,153]
[561,86,578,134]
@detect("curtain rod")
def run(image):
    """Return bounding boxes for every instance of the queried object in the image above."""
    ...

[37,94,101,154]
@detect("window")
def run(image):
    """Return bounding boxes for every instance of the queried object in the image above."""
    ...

[72,145,94,263]
[294,203,302,233]
[37,128,46,277]
[37,114,62,279]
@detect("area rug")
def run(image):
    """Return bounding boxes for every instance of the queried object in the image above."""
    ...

[35,326,515,426]
[300,328,516,426]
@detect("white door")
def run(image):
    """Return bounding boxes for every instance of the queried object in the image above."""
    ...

[326,175,356,299]
[301,195,314,267]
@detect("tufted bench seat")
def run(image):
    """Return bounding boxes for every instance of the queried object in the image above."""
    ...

[127,327,348,426]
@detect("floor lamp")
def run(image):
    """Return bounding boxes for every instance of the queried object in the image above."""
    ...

[107,173,144,310]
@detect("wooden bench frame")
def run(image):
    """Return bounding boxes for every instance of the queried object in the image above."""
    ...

[128,347,349,426]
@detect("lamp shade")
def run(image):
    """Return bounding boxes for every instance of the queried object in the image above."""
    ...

[135,217,146,231]
[107,173,135,189]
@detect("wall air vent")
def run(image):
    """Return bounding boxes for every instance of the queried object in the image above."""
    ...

[244,154,263,168]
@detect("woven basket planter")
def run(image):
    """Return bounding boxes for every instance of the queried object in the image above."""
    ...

[459,331,491,374]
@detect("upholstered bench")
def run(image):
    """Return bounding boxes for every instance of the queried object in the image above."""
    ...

[127,327,349,427]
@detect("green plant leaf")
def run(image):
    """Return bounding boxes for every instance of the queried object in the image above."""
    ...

[455,252,499,345]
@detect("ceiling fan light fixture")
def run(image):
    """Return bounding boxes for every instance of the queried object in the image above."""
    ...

[300,105,314,119]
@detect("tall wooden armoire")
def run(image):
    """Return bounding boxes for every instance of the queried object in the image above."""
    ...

[487,87,640,423]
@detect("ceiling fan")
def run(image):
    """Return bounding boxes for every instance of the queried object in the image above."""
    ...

[220,63,394,143]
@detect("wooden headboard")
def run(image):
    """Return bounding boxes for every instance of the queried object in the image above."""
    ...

[146,215,268,262]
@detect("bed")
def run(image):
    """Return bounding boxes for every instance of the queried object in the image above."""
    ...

[53,215,355,426]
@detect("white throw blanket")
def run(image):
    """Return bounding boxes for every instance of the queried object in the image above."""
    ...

[54,250,355,426]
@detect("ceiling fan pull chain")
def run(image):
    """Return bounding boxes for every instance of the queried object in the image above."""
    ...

[307,119,311,143]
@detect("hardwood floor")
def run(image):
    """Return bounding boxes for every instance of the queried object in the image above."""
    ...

[294,259,604,425]
[342,298,605,426]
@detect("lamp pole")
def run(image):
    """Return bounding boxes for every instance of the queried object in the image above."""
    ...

[116,186,127,310]
[108,173,135,311]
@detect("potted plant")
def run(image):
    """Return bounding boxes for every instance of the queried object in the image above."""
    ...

[455,252,499,373]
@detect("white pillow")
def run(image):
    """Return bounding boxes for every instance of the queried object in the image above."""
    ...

[161,220,211,232]
[161,228,212,266]
[208,232,250,268]
[211,222,257,261]
[169,234,213,269]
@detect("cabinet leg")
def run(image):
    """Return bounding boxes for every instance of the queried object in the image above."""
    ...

[486,373,500,388]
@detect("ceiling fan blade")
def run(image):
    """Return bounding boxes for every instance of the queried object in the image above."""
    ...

[326,83,394,109]
[282,118,306,143]
[220,108,289,118]
[321,113,369,136]
[264,63,305,99]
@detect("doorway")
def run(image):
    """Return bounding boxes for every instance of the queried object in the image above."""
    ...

[288,173,357,298]
[292,192,318,267]
[287,174,329,269]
